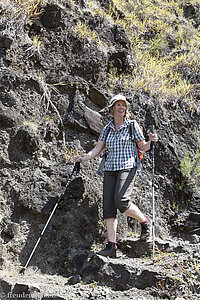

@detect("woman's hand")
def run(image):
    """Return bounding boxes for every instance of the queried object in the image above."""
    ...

[137,133,158,152]
[74,155,83,163]
[74,140,105,164]
[149,133,158,143]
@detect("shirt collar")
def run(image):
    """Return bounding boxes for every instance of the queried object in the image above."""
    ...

[108,118,129,131]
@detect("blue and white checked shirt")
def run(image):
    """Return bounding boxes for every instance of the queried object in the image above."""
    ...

[99,118,144,171]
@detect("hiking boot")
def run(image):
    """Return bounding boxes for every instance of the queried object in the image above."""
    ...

[140,221,151,241]
[97,243,117,258]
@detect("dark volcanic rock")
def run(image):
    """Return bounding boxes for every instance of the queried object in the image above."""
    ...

[80,254,164,291]
[40,4,63,29]
[0,107,21,128]
[8,126,39,161]
[0,35,13,49]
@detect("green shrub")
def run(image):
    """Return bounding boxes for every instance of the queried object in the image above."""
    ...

[180,149,200,186]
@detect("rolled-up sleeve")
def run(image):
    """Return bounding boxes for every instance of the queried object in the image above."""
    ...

[99,124,110,142]
[99,128,106,142]
[134,120,145,142]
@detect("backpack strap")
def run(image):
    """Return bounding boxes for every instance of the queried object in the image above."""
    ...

[104,125,111,143]
[129,120,145,181]
[97,125,111,175]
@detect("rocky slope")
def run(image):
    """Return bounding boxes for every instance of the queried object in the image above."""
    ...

[0,0,199,299]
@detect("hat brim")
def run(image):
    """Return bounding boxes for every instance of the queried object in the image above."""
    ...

[108,99,130,108]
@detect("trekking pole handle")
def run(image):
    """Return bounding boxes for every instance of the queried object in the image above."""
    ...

[74,161,80,174]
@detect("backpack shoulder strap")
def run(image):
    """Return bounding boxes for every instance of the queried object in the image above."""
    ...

[129,120,136,142]
[129,120,145,181]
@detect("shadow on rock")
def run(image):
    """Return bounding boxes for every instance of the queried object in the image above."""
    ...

[17,175,101,276]
[8,126,39,162]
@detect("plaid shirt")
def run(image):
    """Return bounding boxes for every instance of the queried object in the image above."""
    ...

[99,118,144,171]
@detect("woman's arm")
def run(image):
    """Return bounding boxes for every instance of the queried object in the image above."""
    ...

[137,133,158,152]
[75,140,105,164]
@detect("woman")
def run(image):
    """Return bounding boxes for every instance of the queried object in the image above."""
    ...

[75,94,158,258]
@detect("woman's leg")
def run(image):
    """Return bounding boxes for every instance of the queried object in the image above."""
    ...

[114,167,145,222]
[105,218,118,243]
[114,167,150,240]
[98,172,118,257]
[98,217,117,257]
[123,203,145,223]
[103,171,117,219]
[114,167,137,213]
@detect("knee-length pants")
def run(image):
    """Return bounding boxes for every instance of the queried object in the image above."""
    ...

[103,167,137,219]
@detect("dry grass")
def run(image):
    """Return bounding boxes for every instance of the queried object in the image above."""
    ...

[115,0,199,108]
[87,0,200,112]
[75,20,102,45]
[0,0,43,39]
[153,249,200,298]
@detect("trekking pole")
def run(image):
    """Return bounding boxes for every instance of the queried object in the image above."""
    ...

[20,162,80,274]
[152,138,155,262]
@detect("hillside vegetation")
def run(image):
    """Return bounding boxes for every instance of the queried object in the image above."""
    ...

[1,0,200,112]
[90,0,200,110]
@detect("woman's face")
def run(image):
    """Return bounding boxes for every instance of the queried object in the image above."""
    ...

[113,100,127,118]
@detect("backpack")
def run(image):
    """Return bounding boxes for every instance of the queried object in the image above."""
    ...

[97,120,145,179]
